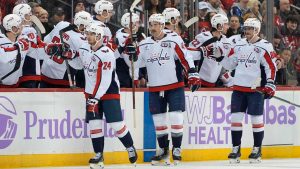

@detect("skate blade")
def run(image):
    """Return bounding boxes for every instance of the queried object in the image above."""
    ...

[90,162,104,169]
[132,162,137,167]
[229,158,240,164]
[174,160,180,165]
[249,157,261,164]
[151,159,171,166]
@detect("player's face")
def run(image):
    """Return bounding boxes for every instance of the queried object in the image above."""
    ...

[101,10,113,20]
[149,21,163,37]
[244,27,255,40]
[25,12,32,21]
[78,24,85,32]
[221,23,229,34]
[86,32,97,45]
[12,25,22,35]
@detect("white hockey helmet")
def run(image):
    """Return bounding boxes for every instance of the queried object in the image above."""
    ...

[86,22,105,39]
[162,8,181,23]
[94,0,114,15]
[121,12,140,28]
[149,13,165,25]
[211,13,228,30]
[2,14,22,32]
[74,11,93,29]
[13,3,32,21]
[244,18,261,33]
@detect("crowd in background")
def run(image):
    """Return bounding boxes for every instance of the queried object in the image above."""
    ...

[0,0,300,87]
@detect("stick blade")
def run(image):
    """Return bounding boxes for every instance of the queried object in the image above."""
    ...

[130,0,142,12]
[31,15,46,34]
[184,16,199,28]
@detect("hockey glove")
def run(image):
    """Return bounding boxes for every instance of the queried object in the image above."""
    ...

[220,71,234,87]
[61,48,75,60]
[199,44,214,58]
[86,98,99,114]
[261,80,276,99]
[126,43,138,62]
[45,43,62,56]
[15,38,30,51]
[188,68,201,92]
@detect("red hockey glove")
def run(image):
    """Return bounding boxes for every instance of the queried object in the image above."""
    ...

[188,68,201,92]
[16,38,30,51]
[199,44,214,58]
[86,98,99,114]
[261,80,276,99]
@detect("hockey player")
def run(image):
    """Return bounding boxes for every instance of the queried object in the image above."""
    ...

[13,3,43,87]
[212,18,277,163]
[114,12,141,87]
[162,8,181,35]
[78,23,137,169]
[93,0,114,46]
[128,13,200,165]
[40,11,92,88]
[188,13,231,88]
[0,14,30,88]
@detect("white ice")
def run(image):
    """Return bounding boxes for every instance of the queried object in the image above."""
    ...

[15,158,300,169]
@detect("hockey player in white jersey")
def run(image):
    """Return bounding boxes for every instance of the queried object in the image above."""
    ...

[78,23,137,169]
[128,14,200,165]
[93,0,114,48]
[13,3,43,87]
[162,8,181,35]
[188,13,231,87]
[0,14,30,88]
[114,12,141,87]
[212,18,277,163]
[40,11,92,88]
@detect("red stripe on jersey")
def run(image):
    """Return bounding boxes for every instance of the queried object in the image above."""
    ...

[175,44,190,72]
[228,48,235,57]
[117,125,127,135]
[171,125,183,129]
[148,82,184,92]
[199,79,216,87]
[0,83,19,88]
[90,129,102,134]
[41,75,70,86]
[92,62,103,98]
[252,124,264,128]
[231,123,242,127]
[156,126,168,131]
[233,85,262,93]
[100,94,120,100]
[19,75,41,82]
[263,52,276,80]
[186,47,200,51]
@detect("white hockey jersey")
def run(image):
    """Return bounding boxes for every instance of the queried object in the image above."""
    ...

[220,38,277,92]
[79,43,120,100]
[136,33,195,92]
[41,21,85,85]
[0,34,28,86]
[188,31,230,87]
[114,28,139,80]
[93,17,112,47]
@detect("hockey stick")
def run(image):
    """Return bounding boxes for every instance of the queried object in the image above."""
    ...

[180,16,199,31]
[59,27,76,89]
[291,4,300,11]
[0,46,21,84]
[130,0,141,12]
[31,15,46,34]
[251,78,300,108]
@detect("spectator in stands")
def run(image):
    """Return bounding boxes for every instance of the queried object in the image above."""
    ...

[280,15,300,52]
[38,8,53,38]
[145,0,159,16]
[273,33,286,53]
[294,48,300,86]
[159,0,173,12]
[74,0,86,13]
[0,6,4,34]
[28,2,41,16]
[198,1,211,32]
[230,0,250,20]
[246,0,262,21]
[49,7,65,26]
[221,0,235,12]
[275,48,292,85]
[226,15,242,37]
[278,0,299,25]
[207,0,227,16]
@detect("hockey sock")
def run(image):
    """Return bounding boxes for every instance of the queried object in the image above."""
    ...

[170,111,183,148]
[110,121,133,148]
[89,120,104,153]
[152,113,169,148]
[231,112,244,146]
[251,115,264,147]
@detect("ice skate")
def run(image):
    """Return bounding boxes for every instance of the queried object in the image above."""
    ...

[172,147,182,165]
[249,147,262,163]
[89,152,104,169]
[228,145,241,164]
[151,147,170,166]
[127,146,138,166]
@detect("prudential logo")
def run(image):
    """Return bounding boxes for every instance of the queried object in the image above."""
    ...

[0,96,17,149]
